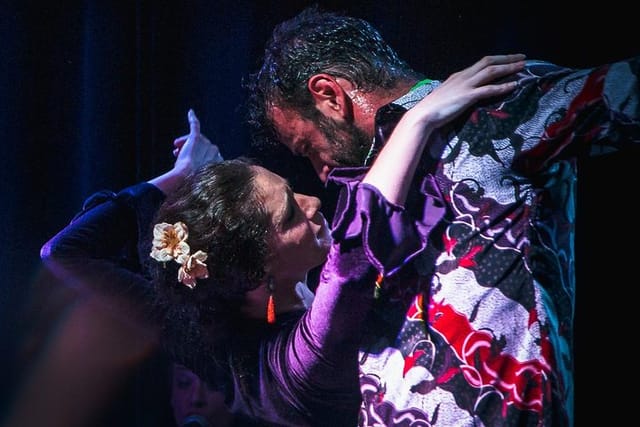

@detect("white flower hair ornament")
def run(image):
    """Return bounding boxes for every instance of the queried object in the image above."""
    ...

[150,221,209,289]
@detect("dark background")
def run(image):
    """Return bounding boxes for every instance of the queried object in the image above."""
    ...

[1,0,636,425]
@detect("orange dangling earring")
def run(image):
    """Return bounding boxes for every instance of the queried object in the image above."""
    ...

[267,277,276,324]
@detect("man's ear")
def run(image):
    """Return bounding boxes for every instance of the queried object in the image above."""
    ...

[307,74,353,120]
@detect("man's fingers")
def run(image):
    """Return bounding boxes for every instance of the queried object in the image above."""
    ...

[188,109,200,135]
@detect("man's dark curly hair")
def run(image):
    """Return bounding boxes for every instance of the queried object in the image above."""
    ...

[149,158,272,383]
[243,4,422,150]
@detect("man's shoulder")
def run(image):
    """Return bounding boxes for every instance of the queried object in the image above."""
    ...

[523,59,569,77]
[392,80,442,110]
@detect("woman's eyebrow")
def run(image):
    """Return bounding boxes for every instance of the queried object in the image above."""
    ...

[275,185,293,229]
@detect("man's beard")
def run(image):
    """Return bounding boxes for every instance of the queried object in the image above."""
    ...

[316,113,373,167]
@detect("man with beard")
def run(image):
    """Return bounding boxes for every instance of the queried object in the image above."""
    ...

[244,5,640,426]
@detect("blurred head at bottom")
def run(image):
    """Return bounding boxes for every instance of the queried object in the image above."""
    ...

[170,363,233,427]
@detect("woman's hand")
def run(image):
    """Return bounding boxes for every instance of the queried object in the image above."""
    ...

[363,54,525,205]
[408,54,526,129]
[171,109,224,176]
[148,109,224,194]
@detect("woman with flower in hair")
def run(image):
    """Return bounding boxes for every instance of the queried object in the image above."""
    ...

[40,55,524,426]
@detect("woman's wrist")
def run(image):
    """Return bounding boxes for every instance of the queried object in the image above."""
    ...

[148,168,187,195]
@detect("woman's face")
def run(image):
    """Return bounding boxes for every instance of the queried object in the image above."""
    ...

[252,165,331,283]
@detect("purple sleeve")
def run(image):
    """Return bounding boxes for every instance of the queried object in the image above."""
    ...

[330,177,444,276]
[263,181,432,424]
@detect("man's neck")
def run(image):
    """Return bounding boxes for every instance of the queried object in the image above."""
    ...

[356,79,418,140]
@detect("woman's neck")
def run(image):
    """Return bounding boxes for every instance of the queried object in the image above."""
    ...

[241,278,306,321]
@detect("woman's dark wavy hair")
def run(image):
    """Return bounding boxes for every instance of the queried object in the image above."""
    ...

[243,4,422,149]
[149,158,272,380]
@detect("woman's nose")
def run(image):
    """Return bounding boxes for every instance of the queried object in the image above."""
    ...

[296,194,321,217]
[309,157,331,183]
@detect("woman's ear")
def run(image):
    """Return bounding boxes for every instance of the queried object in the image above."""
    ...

[307,74,353,120]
